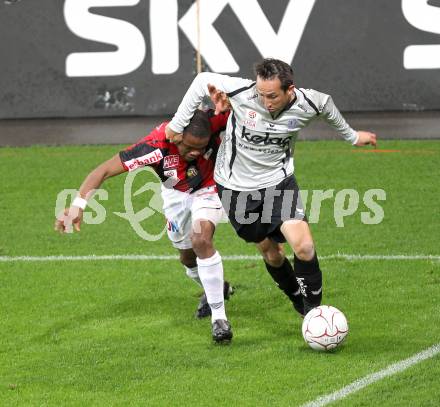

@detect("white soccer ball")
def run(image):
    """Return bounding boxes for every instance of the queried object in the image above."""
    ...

[301,305,349,351]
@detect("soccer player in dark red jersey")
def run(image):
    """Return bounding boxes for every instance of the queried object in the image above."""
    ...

[55,110,233,343]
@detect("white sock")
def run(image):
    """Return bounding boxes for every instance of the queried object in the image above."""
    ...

[184,266,202,287]
[197,251,227,322]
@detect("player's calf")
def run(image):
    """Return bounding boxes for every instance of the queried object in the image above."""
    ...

[264,258,304,316]
[293,252,322,315]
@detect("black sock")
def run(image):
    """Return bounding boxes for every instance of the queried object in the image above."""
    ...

[264,258,304,313]
[293,253,322,312]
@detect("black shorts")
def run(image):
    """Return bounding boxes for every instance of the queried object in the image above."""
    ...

[216,175,306,244]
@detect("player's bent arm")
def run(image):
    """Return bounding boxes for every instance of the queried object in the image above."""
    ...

[55,154,125,234]
[168,72,251,133]
[77,154,126,199]
[208,84,231,115]
[164,125,182,143]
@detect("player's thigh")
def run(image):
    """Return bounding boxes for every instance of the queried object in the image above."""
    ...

[162,189,193,249]
[191,187,226,237]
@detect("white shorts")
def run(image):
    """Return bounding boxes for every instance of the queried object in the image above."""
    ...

[161,185,227,250]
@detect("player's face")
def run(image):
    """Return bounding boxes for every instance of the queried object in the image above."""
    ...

[256,76,294,114]
[177,133,209,161]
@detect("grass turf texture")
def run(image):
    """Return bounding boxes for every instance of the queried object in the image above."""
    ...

[0,140,439,406]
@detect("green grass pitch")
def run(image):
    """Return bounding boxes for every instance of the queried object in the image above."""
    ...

[0,140,439,406]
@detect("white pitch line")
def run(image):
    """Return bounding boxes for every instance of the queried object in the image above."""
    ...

[0,254,439,262]
[301,343,440,407]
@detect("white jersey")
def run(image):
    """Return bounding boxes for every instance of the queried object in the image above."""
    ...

[169,72,358,191]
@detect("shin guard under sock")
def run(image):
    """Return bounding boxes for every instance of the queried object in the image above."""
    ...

[293,253,322,314]
[264,258,304,314]
[197,252,227,322]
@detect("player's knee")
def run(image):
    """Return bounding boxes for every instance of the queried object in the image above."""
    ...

[294,240,315,261]
[191,233,214,255]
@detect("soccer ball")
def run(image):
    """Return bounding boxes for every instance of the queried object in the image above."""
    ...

[301,305,349,351]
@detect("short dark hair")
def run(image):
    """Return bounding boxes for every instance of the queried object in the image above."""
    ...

[183,110,211,139]
[254,58,294,91]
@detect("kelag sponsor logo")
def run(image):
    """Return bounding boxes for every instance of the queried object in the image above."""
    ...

[241,128,290,148]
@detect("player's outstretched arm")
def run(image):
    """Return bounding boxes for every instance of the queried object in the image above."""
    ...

[354,131,377,147]
[54,154,125,234]
[318,94,378,148]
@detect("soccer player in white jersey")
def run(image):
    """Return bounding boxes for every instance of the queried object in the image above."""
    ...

[166,58,377,321]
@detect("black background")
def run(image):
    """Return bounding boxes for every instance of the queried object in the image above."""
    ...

[1,0,439,119]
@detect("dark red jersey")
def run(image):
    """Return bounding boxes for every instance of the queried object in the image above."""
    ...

[119,111,229,193]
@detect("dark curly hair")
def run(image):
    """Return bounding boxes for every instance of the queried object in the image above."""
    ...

[254,58,294,91]
[183,110,211,139]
